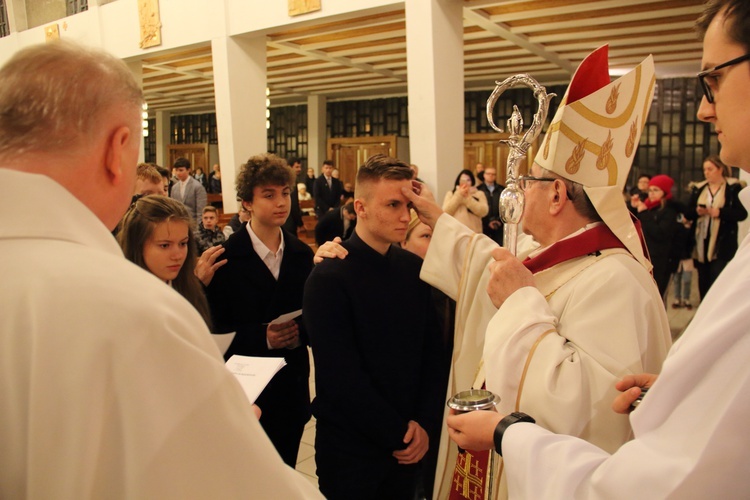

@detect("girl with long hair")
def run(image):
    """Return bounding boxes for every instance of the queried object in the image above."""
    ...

[685,155,748,298]
[117,195,212,327]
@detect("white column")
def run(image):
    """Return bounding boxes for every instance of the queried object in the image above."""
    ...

[307,94,327,174]
[6,0,28,32]
[405,0,464,197]
[155,110,171,168]
[212,35,267,210]
[127,60,145,164]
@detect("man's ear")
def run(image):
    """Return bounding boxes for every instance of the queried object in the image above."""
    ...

[104,125,133,185]
[354,198,366,218]
[549,179,567,215]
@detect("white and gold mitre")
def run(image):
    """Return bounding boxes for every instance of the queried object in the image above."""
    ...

[534,45,656,269]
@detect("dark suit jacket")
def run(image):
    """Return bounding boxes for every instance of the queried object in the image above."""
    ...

[314,207,356,246]
[304,175,315,196]
[304,232,444,459]
[282,185,304,234]
[313,175,343,217]
[478,182,504,244]
[205,227,314,456]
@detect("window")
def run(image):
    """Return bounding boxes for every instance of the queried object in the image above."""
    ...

[0,0,10,38]
[67,0,88,16]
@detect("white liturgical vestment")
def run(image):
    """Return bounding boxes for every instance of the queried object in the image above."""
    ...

[502,187,750,499]
[0,169,322,499]
[422,214,671,499]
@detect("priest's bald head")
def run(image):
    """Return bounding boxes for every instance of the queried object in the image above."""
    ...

[0,41,144,230]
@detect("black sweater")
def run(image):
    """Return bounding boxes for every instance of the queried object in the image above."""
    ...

[304,231,444,454]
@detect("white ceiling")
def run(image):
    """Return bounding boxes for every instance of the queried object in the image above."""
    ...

[141,0,706,115]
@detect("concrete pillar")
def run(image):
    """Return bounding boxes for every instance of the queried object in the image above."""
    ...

[155,110,171,168]
[307,94,327,174]
[6,0,29,32]
[212,34,267,211]
[126,60,145,164]
[405,0,464,197]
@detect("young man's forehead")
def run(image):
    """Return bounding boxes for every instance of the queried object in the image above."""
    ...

[256,184,290,192]
[370,177,410,194]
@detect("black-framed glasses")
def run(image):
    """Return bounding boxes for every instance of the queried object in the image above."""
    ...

[518,176,557,191]
[697,53,750,103]
[519,175,575,201]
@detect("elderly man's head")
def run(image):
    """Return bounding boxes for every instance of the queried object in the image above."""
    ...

[0,41,144,229]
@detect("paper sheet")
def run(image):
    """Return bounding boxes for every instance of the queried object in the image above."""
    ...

[267,309,302,325]
[212,332,236,355]
[225,355,287,403]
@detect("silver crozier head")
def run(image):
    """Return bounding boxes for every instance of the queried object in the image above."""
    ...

[486,75,555,254]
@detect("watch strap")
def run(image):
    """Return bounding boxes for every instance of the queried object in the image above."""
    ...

[493,412,536,456]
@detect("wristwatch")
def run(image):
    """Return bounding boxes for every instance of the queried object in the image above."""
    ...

[493,412,536,456]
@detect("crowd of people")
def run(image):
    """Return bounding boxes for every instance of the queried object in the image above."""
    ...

[3,0,750,498]
[628,156,747,304]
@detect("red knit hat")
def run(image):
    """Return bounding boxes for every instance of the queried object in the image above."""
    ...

[648,174,674,198]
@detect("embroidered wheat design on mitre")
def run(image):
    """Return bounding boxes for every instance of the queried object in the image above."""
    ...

[543,130,552,159]
[606,84,621,114]
[597,131,614,170]
[625,118,638,158]
[565,138,587,174]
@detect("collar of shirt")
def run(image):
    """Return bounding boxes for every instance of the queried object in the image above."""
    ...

[246,223,285,279]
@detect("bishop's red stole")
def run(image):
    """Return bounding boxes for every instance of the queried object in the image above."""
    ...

[448,224,632,500]
[522,223,628,273]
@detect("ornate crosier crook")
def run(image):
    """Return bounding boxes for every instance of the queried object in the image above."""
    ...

[486,75,555,255]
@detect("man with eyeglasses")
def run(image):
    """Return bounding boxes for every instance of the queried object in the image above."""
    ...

[404,45,672,498]
[409,0,750,498]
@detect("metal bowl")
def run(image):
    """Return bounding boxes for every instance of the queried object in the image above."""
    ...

[447,389,499,412]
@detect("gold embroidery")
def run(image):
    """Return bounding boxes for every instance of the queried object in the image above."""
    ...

[565,138,587,175]
[569,64,642,128]
[558,122,618,185]
[606,83,620,114]
[453,451,485,500]
[597,131,614,170]
[626,118,638,158]
[543,129,552,159]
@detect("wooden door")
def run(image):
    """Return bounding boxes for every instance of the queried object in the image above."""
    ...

[328,136,399,188]
[168,143,209,172]
[464,134,538,185]
[336,145,360,188]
